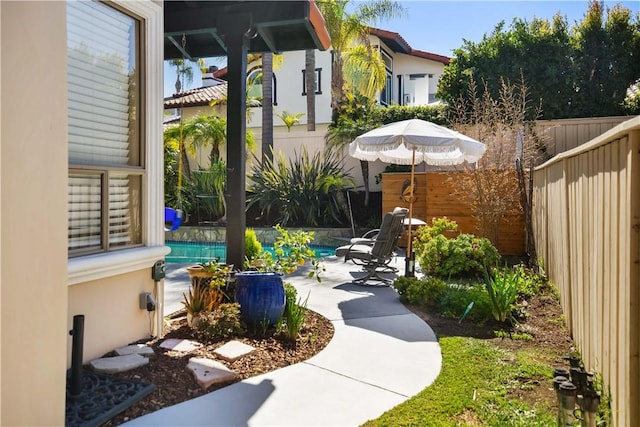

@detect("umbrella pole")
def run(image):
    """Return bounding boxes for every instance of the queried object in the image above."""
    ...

[405,150,416,277]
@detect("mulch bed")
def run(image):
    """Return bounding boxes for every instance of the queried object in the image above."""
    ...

[104,309,334,426]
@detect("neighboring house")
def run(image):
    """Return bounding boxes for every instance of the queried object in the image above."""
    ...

[0,1,327,424]
[166,27,450,191]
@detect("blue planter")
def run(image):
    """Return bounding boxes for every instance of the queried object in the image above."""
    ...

[234,272,285,325]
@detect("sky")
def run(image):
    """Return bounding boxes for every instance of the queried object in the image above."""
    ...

[164,0,639,97]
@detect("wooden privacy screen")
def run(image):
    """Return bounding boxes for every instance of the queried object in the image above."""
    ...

[381,172,525,256]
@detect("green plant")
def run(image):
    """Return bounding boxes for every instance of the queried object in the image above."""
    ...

[182,285,220,317]
[183,162,227,221]
[483,266,520,323]
[281,293,309,341]
[257,225,323,281]
[275,110,305,132]
[494,330,533,341]
[512,264,546,298]
[247,146,355,227]
[393,276,446,307]
[283,282,298,308]
[437,283,492,321]
[244,228,263,263]
[195,303,246,340]
[414,218,500,278]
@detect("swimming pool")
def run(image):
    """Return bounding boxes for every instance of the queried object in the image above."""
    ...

[165,240,337,264]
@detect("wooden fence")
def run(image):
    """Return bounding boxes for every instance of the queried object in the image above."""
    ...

[535,116,634,157]
[381,172,525,256]
[532,116,640,426]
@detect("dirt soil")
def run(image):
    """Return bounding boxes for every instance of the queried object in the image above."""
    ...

[106,285,573,426]
[105,309,334,426]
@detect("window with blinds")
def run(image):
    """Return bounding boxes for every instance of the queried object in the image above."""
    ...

[67,1,143,255]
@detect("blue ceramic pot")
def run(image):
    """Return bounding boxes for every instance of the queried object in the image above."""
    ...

[234,272,285,325]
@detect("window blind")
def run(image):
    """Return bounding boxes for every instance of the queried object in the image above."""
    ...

[68,174,102,250]
[67,1,135,166]
[67,1,141,253]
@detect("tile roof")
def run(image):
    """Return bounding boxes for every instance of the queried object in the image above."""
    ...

[368,27,450,65]
[164,83,227,108]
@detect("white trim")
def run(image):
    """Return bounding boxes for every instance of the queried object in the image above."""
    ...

[68,245,170,285]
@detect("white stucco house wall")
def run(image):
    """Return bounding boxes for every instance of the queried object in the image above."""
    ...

[165,27,450,192]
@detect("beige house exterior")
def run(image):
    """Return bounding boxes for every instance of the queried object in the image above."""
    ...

[1,1,167,424]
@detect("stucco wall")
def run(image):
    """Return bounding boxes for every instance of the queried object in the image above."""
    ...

[68,269,158,362]
[1,2,68,424]
[246,49,334,127]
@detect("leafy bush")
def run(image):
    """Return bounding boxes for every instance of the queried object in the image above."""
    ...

[244,228,263,263]
[437,283,492,321]
[257,225,323,281]
[196,303,246,340]
[247,146,355,227]
[377,104,448,126]
[483,266,520,323]
[393,276,446,307]
[414,218,500,278]
[512,264,546,298]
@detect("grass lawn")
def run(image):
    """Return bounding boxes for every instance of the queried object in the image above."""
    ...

[364,284,576,426]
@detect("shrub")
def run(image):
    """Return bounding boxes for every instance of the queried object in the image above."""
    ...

[196,303,246,340]
[414,218,500,278]
[244,228,263,263]
[393,276,446,307]
[246,146,355,227]
[437,283,492,321]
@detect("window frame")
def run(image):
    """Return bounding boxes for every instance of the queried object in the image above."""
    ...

[67,0,145,258]
[301,67,322,95]
[67,0,168,285]
[246,66,277,106]
[379,48,393,106]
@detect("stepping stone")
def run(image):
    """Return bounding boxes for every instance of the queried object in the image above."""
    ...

[159,338,202,353]
[187,357,238,389]
[90,354,149,374]
[214,340,256,362]
[115,344,155,357]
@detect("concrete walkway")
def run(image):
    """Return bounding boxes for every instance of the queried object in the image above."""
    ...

[124,255,442,426]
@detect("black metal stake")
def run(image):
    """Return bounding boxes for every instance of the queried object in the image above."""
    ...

[405,248,415,277]
[69,314,85,397]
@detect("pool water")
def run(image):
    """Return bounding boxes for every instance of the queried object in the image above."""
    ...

[165,240,336,264]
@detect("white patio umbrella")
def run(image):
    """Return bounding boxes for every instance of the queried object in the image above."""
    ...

[349,119,486,263]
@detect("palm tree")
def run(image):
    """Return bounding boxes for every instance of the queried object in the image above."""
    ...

[305,49,316,131]
[317,0,405,118]
[184,114,227,164]
[318,0,404,206]
[325,92,381,206]
[261,52,274,164]
[169,59,194,93]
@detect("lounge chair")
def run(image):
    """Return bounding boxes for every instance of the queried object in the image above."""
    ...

[335,207,408,285]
